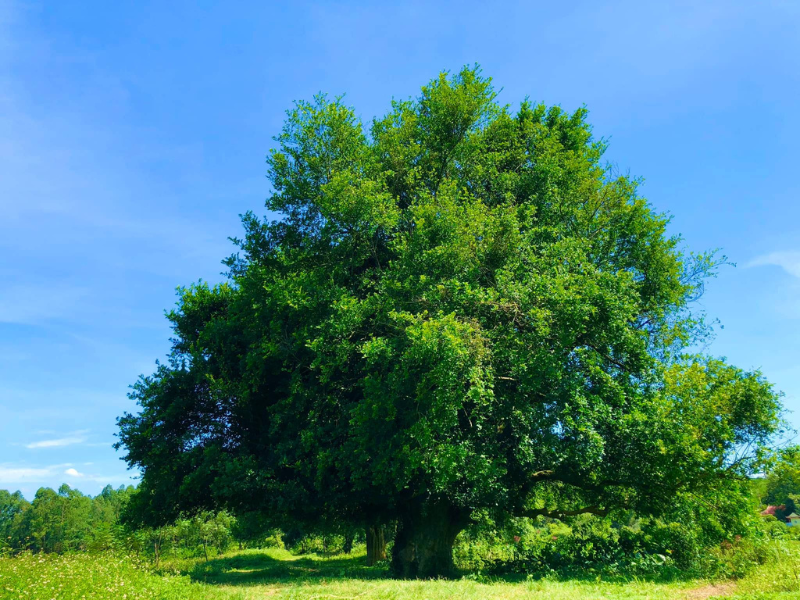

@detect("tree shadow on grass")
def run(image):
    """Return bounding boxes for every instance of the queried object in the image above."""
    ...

[185,550,698,588]
[187,550,390,586]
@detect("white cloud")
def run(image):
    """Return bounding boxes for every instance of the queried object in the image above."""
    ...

[26,434,87,449]
[0,466,52,483]
[748,251,800,278]
[0,463,70,483]
[0,462,134,491]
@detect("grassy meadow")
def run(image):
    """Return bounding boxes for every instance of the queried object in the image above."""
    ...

[3,543,800,600]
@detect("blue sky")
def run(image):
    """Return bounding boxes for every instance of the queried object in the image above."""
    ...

[1,0,798,498]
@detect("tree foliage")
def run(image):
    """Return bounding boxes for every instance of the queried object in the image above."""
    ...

[117,67,783,577]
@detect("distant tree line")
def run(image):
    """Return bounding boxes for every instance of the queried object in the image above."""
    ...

[0,484,360,564]
[0,485,245,561]
[0,484,130,554]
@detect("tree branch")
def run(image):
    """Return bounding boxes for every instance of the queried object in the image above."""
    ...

[520,505,609,520]
[530,469,555,481]
[585,344,630,373]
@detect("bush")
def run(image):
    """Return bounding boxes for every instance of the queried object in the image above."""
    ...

[639,521,701,569]
[453,512,784,580]
[282,528,350,555]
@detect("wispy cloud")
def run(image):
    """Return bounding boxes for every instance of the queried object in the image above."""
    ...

[0,462,133,489]
[25,430,88,449]
[748,251,800,278]
[0,466,53,483]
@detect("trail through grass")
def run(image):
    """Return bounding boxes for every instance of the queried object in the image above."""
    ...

[3,544,800,599]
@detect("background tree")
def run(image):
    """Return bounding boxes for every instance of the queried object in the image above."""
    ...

[117,67,783,578]
[763,446,800,518]
[0,490,29,553]
[22,485,94,553]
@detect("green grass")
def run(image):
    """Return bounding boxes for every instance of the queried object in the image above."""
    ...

[3,544,800,600]
[724,542,800,599]
[0,552,226,600]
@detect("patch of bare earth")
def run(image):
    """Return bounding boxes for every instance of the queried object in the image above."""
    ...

[683,582,736,599]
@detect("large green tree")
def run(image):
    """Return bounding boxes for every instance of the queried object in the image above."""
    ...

[117,67,782,578]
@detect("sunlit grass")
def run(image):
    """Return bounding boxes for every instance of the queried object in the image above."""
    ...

[2,543,800,599]
[0,552,243,600]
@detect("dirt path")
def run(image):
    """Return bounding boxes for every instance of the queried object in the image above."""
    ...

[683,582,736,599]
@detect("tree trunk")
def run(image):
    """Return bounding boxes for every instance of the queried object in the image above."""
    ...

[343,530,354,554]
[154,531,162,570]
[390,502,469,579]
[365,523,386,565]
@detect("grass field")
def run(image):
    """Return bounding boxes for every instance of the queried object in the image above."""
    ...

[3,544,800,600]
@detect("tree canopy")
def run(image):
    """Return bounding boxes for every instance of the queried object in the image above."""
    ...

[117,67,783,578]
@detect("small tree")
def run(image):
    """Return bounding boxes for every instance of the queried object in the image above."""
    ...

[118,67,783,578]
